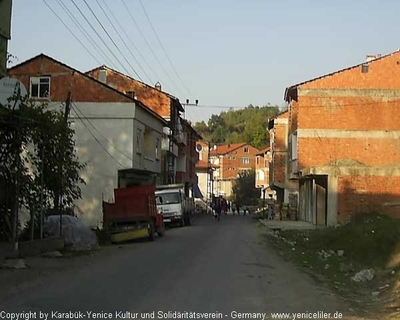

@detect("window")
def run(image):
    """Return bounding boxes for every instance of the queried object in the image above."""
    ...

[290,132,298,160]
[30,77,50,98]
[143,128,154,159]
[155,138,160,160]
[242,157,250,164]
[244,147,249,153]
[264,159,268,167]
[256,156,260,165]
[136,128,142,154]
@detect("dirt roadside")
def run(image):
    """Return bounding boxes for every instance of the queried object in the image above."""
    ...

[257,218,400,320]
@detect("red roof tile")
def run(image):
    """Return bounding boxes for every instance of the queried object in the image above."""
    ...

[209,143,247,156]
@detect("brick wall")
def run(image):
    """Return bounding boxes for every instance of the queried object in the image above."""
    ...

[302,51,400,90]
[271,112,288,185]
[220,144,259,179]
[88,68,171,117]
[298,96,400,130]
[285,51,400,222]
[337,175,400,222]
[8,56,131,103]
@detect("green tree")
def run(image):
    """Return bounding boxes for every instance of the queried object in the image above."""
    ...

[0,94,85,241]
[193,104,280,149]
[232,169,259,206]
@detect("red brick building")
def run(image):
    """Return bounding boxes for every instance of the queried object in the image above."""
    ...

[268,111,298,205]
[210,143,259,198]
[284,50,400,225]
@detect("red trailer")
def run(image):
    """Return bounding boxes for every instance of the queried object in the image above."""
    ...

[102,185,165,243]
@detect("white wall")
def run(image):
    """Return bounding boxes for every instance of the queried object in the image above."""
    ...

[197,170,208,199]
[68,102,164,227]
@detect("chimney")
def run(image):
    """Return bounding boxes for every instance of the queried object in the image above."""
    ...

[155,81,161,91]
[366,54,381,62]
[125,91,135,99]
[98,69,107,83]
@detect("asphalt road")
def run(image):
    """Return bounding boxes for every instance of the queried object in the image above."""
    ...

[0,215,359,319]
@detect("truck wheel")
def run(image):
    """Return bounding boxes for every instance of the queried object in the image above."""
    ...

[179,217,185,227]
[157,222,166,237]
[184,216,191,226]
[148,222,155,241]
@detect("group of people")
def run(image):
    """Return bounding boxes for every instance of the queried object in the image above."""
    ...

[210,197,249,219]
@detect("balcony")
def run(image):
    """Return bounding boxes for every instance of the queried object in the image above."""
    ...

[161,137,178,156]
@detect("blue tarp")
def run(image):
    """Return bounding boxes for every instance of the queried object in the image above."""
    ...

[192,183,204,199]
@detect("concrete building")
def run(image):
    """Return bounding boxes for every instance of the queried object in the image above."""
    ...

[85,66,201,191]
[8,54,167,227]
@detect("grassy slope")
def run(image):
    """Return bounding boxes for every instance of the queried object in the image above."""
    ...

[264,213,400,318]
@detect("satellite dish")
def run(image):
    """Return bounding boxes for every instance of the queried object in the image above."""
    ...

[195,144,203,153]
[0,77,27,110]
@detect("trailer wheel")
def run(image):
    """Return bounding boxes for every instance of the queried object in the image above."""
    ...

[148,222,155,241]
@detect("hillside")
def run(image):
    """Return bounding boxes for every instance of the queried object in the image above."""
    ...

[192,104,282,149]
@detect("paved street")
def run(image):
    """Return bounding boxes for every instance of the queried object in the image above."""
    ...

[0,215,360,319]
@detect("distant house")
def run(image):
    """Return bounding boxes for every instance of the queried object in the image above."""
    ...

[8,54,167,227]
[255,147,274,201]
[210,143,260,198]
[85,66,201,194]
[268,111,298,205]
[194,141,218,201]
[283,50,400,225]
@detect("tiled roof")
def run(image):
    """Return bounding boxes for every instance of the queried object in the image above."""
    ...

[209,143,247,156]
[256,147,270,156]
[7,54,168,125]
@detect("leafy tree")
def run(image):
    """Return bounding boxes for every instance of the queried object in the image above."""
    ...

[232,169,259,206]
[0,93,85,241]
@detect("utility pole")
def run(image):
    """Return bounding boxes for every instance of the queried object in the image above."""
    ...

[181,99,198,119]
[12,116,20,255]
[59,91,71,237]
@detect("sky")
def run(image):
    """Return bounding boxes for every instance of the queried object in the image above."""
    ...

[7,0,400,123]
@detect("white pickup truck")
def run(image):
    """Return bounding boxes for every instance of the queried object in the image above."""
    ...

[155,184,195,227]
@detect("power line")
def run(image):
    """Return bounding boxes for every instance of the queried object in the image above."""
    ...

[138,0,193,98]
[55,0,115,68]
[100,0,161,86]
[42,0,101,65]
[69,0,131,77]
[81,0,143,81]
[120,0,184,96]
[70,104,125,168]
[71,103,141,165]
[97,0,153,84]
[185,104,251,109]
[71,103,147,168]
